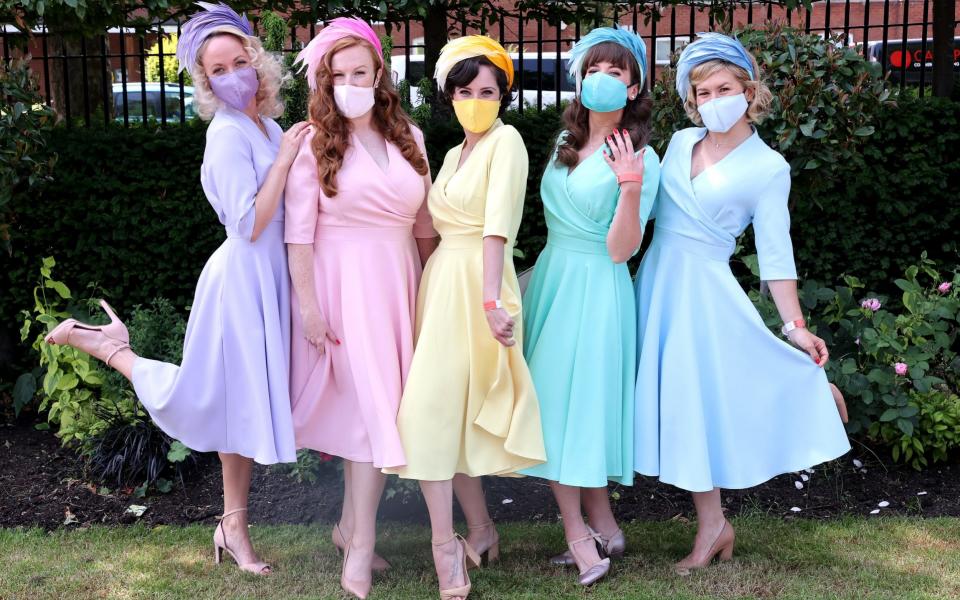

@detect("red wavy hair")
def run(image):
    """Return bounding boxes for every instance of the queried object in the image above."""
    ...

[308,37,428,197]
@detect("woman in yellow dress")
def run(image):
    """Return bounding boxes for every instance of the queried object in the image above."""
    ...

[384,36,545,600]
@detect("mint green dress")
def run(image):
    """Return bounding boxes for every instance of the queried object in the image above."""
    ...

[519,135,660,487]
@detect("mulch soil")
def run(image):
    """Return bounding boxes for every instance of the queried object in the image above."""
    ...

[2,421,958,531]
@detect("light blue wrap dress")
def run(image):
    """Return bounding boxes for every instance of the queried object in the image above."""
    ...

[633,127,850,492]
[520,135,660,488]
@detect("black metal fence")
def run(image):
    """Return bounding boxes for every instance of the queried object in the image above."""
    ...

[2,0,957,127]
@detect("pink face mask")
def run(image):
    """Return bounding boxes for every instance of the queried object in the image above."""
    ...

[333,83,377,119]
[209,66,259,111]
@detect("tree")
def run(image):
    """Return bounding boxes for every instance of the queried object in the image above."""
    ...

[145,33,191,85]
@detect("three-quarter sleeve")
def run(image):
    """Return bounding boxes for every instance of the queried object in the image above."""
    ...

[482,127,529,240]
[284,130,321,245]
[637,146,661,231]
[202,124,257,241]
[752,163,798,281]
[410,125,437,239]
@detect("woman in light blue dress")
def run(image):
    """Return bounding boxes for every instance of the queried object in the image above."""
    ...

[519,27,660,586]
[633,33,850,573]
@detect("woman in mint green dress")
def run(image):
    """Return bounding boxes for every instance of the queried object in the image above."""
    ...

[519,27,660,586]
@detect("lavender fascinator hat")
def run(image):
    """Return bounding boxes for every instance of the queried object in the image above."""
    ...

[176,2,254,74]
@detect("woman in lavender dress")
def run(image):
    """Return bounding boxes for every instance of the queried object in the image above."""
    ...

[44,2,309,575]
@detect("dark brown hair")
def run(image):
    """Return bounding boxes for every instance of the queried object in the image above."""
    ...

[556,41,652,168]
[308,37,428,197]
[441,55,514,116]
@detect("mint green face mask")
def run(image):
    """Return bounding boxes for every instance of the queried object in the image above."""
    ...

[580,72,628,112]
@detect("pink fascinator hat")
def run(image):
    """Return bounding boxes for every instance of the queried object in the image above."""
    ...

[295,17,383,91]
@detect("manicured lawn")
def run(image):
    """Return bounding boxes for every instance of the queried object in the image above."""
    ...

[2,517,958,599]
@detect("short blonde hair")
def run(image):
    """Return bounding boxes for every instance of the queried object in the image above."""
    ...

[683,55,773,126]
[190,27,288,120]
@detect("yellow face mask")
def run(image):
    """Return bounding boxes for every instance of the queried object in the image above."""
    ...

[452,99,501,134]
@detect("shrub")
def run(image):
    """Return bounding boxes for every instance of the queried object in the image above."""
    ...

[748,252,960,468]
[18,257,197,490]
[0,56,57,253]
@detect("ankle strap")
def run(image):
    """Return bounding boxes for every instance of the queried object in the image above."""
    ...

[432,533,460,547]
[467,520,494,530]
[220,507,248,520]
[569,527,603,547]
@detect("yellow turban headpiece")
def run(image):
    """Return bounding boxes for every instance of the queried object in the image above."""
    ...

[434,35,514,91]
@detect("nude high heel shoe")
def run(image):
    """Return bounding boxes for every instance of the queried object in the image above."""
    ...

[675,520,735,576]
[434,534,480,600]
[567,527,610,586]
[550,527,625,566]
[340,539,372,599]
[466,520,500,567]
[333,523,391,572]
[213,508,271,575]
[45,300,130,367]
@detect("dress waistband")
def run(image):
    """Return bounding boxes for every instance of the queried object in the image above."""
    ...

[651,227,734,262]
[225,219,282,240]
[438,232,508,250]
[314,224,413,242]
[546,230,608,255]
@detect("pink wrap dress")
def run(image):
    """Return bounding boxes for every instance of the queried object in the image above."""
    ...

[284,125,435,469]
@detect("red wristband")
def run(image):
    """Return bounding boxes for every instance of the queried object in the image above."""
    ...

[617,172,644,186]
[483,299,503,311]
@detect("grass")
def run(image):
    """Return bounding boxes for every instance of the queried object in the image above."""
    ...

[2,517,959,599]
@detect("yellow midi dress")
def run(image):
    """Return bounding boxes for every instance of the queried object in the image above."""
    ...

[385,120,546,481]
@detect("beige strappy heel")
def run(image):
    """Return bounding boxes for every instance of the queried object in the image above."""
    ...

[467,520,500,567]
[44,300,131,367]
[433,534,480,600]
[213,508,271,575]
[567,527,611,586]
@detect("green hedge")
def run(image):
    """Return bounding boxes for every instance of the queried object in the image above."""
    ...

[2,97,958,385]
[789,95,960,284]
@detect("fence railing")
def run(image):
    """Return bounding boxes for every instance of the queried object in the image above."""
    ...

[2,0,958,127]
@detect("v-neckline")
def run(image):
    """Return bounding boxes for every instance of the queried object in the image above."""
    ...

[689,128,755,183]
[566,143,605,178]
[353,132,391,174]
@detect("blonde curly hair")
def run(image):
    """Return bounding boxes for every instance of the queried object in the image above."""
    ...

[189,27,288,120]
[683,54,773,126]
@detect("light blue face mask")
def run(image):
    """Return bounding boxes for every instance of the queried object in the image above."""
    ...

[580,72,628,113]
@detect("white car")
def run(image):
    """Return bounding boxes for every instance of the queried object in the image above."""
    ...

[391,52,576,109]
[112,82,196,122]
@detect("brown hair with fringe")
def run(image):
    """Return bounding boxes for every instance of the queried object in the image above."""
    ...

[308,37,428,197]
[556,41,652,168]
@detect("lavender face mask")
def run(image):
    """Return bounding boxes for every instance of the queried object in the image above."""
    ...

[209,66,258,111]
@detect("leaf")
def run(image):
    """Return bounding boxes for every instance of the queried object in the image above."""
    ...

[125,504,148,517]
[44,279,71,299]
[879,408,899,422]
[897,418,914,437]
[854,126,875,136]
[166,441,190,463]
[12,373,36,416]
[155,479,173,494]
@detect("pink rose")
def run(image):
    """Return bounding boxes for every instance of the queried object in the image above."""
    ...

[894,362,908,376]
[861,298,882,312]
[938,282,952,294]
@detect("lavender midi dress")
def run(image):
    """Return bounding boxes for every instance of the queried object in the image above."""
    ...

[132,106,296,465]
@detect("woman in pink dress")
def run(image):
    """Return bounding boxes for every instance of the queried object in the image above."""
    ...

[284,18,436,599]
